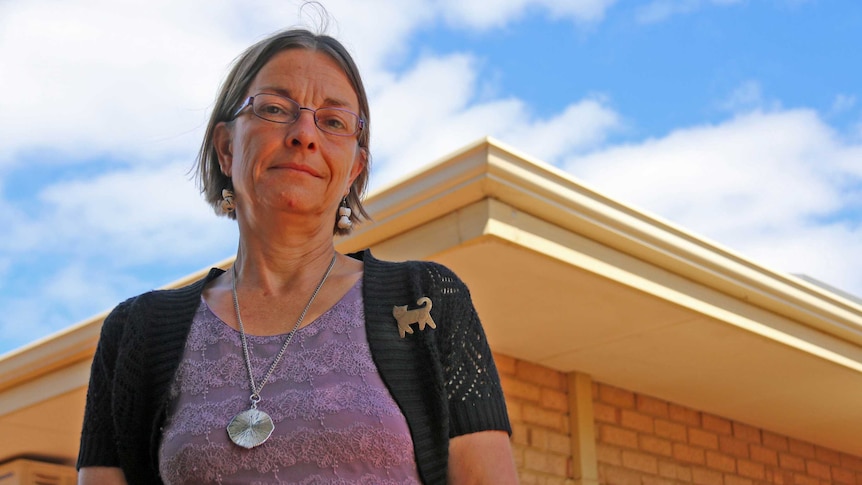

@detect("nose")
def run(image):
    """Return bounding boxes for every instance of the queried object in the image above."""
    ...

[288,109,318,149]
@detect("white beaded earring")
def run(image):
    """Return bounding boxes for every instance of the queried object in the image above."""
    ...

[337,197,352,230]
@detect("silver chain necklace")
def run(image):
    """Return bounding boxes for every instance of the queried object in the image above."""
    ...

[226,253,337,449]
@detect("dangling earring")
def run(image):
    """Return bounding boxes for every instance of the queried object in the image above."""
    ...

[337,197,352,230]
[221,188,235,214]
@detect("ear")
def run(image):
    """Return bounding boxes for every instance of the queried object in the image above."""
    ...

[214,122,234,176]
[345,147,367,196]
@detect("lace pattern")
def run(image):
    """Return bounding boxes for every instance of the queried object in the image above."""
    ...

[158,280,421,485]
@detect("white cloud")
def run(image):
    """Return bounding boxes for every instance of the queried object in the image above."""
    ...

[717,80,779,114]
[635,0,744,24]
[367,52,622,188]
[23,161,237,263]
[438,0,618,29]
[0,160,238,353]
[831,94,857,114]
[0,0,245,164]
[566,109,862,295]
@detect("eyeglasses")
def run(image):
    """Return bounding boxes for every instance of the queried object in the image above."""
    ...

[232,93,365,137]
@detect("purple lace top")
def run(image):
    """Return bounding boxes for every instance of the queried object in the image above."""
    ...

[158,280,422,485]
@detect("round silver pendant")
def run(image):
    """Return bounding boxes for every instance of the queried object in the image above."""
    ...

[227,408,275,449]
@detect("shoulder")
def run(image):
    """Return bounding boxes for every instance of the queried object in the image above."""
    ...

[351,249,468,290]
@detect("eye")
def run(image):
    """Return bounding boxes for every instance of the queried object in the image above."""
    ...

[253,95,298,121]
[261,102,287,115]
[317,109,352,133]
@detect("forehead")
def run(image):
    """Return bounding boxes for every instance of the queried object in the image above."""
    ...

[249,49,359,108]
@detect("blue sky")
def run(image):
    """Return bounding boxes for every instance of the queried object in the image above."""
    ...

[1,0,860,355]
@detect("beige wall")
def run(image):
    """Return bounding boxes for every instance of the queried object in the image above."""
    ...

[496,352,862,485]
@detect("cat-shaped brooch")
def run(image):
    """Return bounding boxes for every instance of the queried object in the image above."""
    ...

[393,297,436,338]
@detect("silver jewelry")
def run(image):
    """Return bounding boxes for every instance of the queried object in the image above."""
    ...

[226,253,337,448]
[221,188,236,214]
[337,197,352,230]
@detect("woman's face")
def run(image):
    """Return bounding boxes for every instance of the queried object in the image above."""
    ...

[215,49,365,226]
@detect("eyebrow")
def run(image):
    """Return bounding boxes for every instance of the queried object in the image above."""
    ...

[256,86,354,109]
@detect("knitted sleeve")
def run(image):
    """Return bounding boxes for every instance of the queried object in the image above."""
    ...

[77,298,134,469]
[422,263,511,438]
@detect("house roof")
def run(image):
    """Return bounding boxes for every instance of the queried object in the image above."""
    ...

[1,137,860,465]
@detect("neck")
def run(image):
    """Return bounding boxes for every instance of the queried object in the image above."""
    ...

[232,213,339,295]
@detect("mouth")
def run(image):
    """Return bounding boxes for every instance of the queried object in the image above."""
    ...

[269,163,321,177]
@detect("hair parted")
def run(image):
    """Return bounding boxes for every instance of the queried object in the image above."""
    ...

[194,27,371,235]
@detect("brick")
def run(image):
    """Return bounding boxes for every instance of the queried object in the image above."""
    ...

[514,471,531,485]
[642,476,677,485]
[593,401,618,424]
[691,466,723,485]
[669,403,701,426]
[831,466,856,485]
[702,414,733,435]
[840,453,862,472]
[775,470,795,485]
[546,430,571,455]
[640,435,673,457]
[522,403,566,429]
[621,409,654,433]
[622,450,659,474]
[764,466,775,483]
[600,424,639,449]
[637,394,669,418]
[529,427,549,450]
[806,460,831,480]
[546,452,569,477]
[657,460,677,479]
[733,422,762,443]
[724,475,753,485]
[540,388,568,412]
[597,463,606,483]
[788,439,816,459]
[493,352,516,375]
[523,447,567,476]
[596,443,622,466]
[507,400,523,422]
[655,419,688,442]
[602,464,641,485]
[599,384,635,409]
[814,446,841,466]
[779,452,806,472]
[674,443,706,465]
[792,474,818,485]
[719,435,751,459]
[501,375,542,402]
[517,360,567,391]
[705,450,736,473]
[737,459,766,480]
[750,445,779,466]
[689,428,719,450]
[511,423,530,446]
[762,431,789,452]
[676,464,693,482]
[511,444,526,468]
[523,448,547,473]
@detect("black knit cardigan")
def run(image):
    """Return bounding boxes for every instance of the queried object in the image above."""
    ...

[77,250,511,484]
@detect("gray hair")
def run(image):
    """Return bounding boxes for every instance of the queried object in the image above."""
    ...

[194,29,371,235]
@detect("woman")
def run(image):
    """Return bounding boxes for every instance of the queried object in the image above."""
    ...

[77,28,517,484]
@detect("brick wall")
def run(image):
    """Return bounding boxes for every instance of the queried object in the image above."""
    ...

[593,382,862,485]
[494,353,862,485]
[495,352,573,484]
